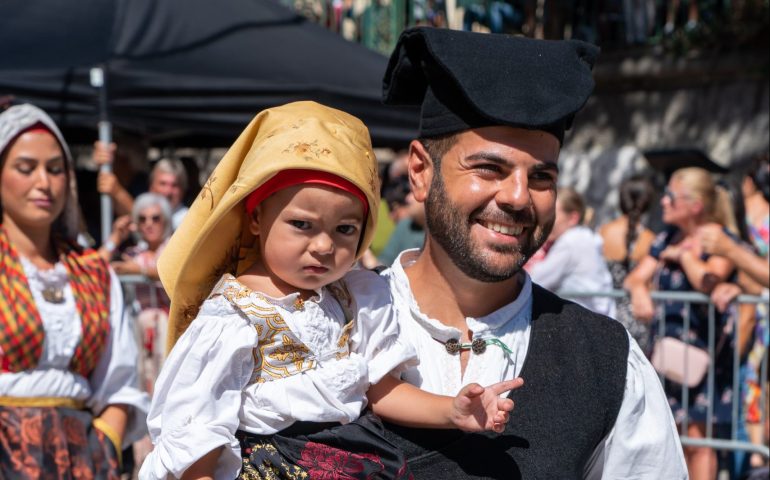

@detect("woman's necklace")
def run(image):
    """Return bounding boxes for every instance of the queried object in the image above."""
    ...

[34,262,69,304]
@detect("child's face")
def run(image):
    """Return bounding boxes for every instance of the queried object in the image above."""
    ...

[250,184,365,296]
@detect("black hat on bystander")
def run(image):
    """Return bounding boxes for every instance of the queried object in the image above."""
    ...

[642,149,729,180]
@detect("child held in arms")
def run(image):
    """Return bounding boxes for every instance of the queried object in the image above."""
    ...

[139,101,523,479]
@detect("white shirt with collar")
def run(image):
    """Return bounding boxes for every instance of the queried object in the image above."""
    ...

[383,249,687,480]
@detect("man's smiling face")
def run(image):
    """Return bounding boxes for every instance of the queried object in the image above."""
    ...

[423,126,560,282]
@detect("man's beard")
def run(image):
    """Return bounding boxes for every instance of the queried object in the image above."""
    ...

[424,173,553,282]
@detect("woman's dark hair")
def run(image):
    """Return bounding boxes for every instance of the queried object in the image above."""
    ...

[748,151,769,203]
[719,177,752,245]
[619,174,654,268]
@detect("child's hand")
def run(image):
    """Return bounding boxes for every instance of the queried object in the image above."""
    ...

[450,378,524,433]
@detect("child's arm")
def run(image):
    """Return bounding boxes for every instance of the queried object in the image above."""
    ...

[180,447,222,480]
[367,374,524,432]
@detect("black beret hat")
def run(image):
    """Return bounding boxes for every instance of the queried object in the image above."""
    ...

[643,148,729,180]
[382,27,599,144]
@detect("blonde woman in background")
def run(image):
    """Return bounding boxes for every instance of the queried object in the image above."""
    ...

[625,166,738,480]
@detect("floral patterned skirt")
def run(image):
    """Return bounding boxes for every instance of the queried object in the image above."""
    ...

[237,411,412,479]
[0,405,120,480]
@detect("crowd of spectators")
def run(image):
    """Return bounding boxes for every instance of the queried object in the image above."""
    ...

[284,0,769,53]
[95,138,767,479]
[2,95,767,478]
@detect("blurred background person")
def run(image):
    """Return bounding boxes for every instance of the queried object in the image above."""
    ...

[529,187,615,316]
[663,0,701,36]
[462,0,526,34]
[99,193,172,388]
[700,153,769,475]
[0,103,148,478]
[378,191,426,266]
[102,193,173,283]
[598,174,656,350]
[93,146,190,235]
[99,192,173,477]
[624,166,738,480]
[93,140,148,218]
[146,158,189,231]
[362,151,415,269]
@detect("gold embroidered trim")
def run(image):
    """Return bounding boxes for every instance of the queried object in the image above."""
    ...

[0,396,85,409]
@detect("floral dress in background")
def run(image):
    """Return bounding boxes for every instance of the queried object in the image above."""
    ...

[650,227,737,427]
[743,215,769,425]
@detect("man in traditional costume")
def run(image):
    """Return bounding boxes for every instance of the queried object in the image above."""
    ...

[378,27,688,478]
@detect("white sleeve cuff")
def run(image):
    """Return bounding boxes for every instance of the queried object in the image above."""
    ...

[139,422,241,480]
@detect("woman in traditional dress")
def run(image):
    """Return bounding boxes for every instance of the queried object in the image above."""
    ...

[0,103,149,479]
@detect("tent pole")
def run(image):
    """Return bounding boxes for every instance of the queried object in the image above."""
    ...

[90,66,113,244]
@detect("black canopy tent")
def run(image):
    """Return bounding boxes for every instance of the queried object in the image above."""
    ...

[0,0,419,148]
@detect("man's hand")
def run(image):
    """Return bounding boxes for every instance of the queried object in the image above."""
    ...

[450,378,524,433]
[97,171,122,196]
[93,141,116,167]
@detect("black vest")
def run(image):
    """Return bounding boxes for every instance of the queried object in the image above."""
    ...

[383,285,629,479]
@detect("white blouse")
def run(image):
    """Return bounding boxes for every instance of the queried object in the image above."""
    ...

[140,269,416,480]
[529,225,616,317]
[384,249,688,480]
[0,257,150,447]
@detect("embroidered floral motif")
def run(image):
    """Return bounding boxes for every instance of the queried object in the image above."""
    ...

[283,141,332,162]
[200,175,217,210]
[297,442,384,480]
[266,335,312,373]
[238,439,308,480]
[0,406,119,479]
[217,276,316,384]
[335,320,354,360]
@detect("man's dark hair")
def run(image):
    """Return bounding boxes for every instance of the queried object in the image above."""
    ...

[419,133,458,169]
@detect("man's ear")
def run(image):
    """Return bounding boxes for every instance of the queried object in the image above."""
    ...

[407,139,434,203]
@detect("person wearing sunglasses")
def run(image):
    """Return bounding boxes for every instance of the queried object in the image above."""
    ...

[625,166,739,480]
[101,193,172,278]
[99,192,174,474]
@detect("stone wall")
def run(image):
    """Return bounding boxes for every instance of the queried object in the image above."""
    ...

[559,50,769,226]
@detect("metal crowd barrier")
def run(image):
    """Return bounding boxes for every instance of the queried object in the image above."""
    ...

[560,288,770,460]
[118,274,162,316]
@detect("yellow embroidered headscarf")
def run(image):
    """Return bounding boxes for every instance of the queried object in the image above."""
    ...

[158,101,379,352]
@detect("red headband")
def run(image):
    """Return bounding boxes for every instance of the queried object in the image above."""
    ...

[1,123,61,159]
[244,169,369,219]
[23,127,52,135]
